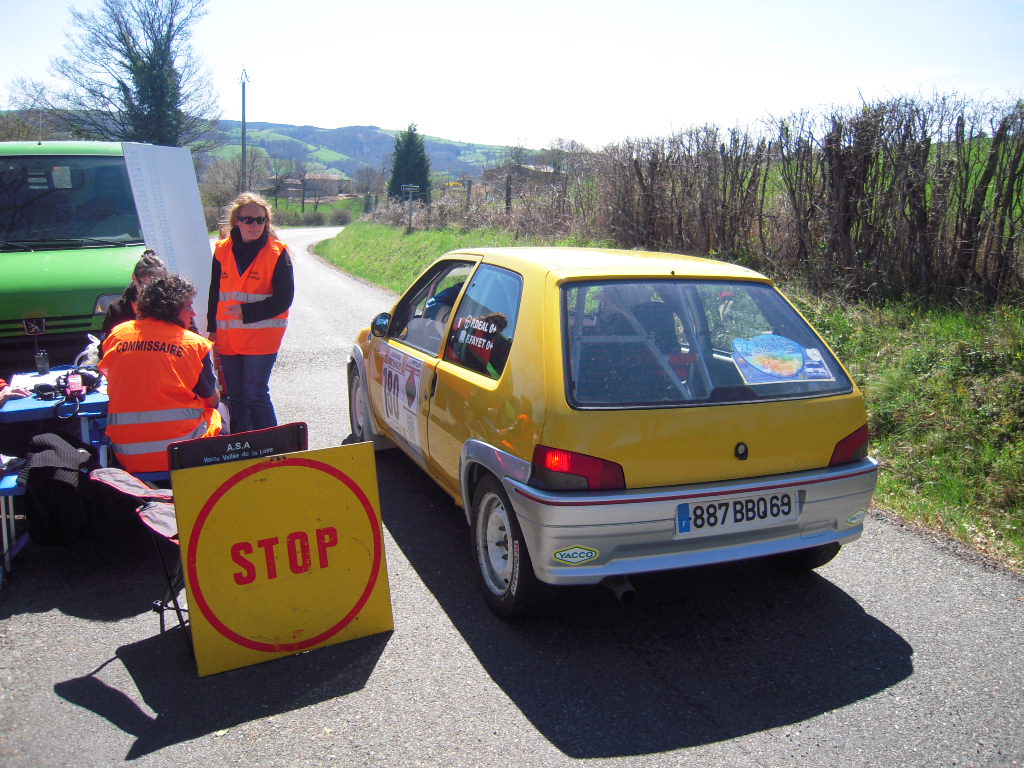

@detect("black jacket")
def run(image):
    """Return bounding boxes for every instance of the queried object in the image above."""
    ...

[101,285,139,339]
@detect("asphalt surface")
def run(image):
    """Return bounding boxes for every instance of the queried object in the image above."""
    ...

[1,227,1022,767]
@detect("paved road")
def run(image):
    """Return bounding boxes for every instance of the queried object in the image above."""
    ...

[1,228,1022,767]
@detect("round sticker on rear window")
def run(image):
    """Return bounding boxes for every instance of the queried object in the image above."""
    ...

[731,334,834,384]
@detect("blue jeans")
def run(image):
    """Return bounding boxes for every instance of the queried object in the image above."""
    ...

[219,353,278,434]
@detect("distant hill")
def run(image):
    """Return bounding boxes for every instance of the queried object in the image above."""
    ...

[215,121,518,180]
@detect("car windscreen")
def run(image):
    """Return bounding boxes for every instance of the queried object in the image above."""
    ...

[0,155,143,250]
[563,279,853,407]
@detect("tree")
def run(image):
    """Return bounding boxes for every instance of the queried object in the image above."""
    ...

[13,0,219,150]
[308,172,339,211]
[0,109,41,141]
[200,151,269,211]
[281,160,310,213]
[387,124,431,202]
[353,165,386,195]
[266,153,298,208]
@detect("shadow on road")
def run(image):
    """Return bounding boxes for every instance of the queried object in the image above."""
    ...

[374,449,914,758]
[55,630,390,760]
[0,496,391,760]
[0,523,169,623]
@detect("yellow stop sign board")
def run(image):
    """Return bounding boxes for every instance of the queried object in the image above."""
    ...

[172,443,393,677]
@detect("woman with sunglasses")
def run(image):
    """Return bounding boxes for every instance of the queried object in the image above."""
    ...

[207,192,294,434]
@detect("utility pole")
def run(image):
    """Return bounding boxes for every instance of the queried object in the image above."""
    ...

[240,69,249,193]
[401,184,419,232]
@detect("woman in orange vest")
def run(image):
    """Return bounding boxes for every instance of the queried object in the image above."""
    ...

[99,274,222,473]
[206,192,294,433]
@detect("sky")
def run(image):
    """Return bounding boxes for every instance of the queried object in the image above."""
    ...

[2,0,1022,149]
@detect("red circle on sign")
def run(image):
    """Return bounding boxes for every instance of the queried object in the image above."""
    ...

[185,457,383,653]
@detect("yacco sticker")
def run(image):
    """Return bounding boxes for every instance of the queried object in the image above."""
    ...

[553,545,599,565]
[847,509,868,526]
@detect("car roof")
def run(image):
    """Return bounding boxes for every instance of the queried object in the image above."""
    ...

[0,141,127,156]
[447,246,771,283]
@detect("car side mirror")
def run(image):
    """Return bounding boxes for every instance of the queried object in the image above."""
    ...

[371,312,391,338]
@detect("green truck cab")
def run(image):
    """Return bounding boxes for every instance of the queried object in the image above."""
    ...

[0,141,146,378]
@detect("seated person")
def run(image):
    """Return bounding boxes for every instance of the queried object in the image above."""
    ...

[0,379,30,407]
[102,249,168,339]
[424,282,464,322]
[98,274,222,473]
[402,282,465,353]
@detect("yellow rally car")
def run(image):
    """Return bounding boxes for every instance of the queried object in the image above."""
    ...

[348,248,878,616]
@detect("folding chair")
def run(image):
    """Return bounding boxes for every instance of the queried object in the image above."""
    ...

[89,468,181,630]
[93,422,309,645]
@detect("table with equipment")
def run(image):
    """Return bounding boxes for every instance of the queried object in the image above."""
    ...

[0,368,110,584]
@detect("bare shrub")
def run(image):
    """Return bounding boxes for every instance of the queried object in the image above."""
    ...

[302,210,325,227]
[364,94,1022,306]
[329,208,353,226]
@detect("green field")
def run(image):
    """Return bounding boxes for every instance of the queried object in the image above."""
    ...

[315,221,1024,573]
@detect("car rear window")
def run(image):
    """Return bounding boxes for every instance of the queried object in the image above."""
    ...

[563,279,852,407]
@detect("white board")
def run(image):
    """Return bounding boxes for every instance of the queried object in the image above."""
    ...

[122,143,213,334]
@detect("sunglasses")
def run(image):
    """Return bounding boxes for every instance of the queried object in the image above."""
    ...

[238,215,267,225]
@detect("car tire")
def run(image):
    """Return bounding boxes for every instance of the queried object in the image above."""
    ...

[348,365,370,441]
[347,364,393,450]
[471,474,545,618]
[769,542,842,572]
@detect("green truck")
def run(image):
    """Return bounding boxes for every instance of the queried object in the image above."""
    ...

[0,141,146,378]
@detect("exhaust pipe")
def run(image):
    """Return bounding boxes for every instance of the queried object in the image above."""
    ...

[602,575,638,605]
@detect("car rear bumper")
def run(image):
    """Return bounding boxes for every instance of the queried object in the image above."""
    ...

[502,458,879,585]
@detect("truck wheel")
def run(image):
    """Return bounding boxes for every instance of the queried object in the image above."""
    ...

[471,475,545,618]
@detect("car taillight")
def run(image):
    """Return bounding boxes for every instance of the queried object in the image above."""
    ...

[529,445,626,491]
[830,424,869,465]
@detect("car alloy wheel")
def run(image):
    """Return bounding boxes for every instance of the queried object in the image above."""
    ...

[347,366,367,441]
[471,474,544,617]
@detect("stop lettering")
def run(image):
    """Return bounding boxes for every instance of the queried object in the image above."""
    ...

[231,526,339,584]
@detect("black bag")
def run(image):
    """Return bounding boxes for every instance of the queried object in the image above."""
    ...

[18,432,101,544]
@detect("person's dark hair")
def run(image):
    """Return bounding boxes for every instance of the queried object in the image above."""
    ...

[137,274,195,324]
[134,249,168,282]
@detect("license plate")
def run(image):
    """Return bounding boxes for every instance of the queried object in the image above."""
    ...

[676,491,799,537]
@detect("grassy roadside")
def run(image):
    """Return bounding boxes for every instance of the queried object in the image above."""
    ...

[794,295,1023,571]
[314,220,615,294]
[315,221,1024,574]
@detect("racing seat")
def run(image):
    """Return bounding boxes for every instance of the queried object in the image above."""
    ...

[629,301,680,354]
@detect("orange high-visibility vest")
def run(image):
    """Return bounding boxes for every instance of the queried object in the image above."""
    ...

[99,318,222,473]
[214,236,289,355]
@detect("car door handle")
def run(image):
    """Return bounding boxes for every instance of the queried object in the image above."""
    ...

[426,371,438,399]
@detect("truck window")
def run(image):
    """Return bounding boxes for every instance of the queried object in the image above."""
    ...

[1,155,143,248]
